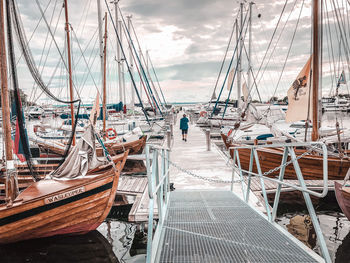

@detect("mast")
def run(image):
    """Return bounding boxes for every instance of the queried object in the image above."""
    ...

[113,0,123,105]
[247,2,253,100]
[312,0,320,141]
[127,15,134,111]
[0,0,12,161]
[103,12,107,135]
[63,0,75,145]
[237,2,243,108]
[96,0,104,90]
[119,20,126,105]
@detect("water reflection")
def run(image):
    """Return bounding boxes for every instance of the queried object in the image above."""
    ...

[0,231,118,263]
[335,230,350,263]
[286,215,316,249]
[98,220,146,263]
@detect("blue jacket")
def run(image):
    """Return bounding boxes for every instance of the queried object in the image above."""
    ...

[180,117,189,130]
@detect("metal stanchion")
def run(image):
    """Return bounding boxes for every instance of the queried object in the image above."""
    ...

[205,129,211,151]
[167,126,171,149]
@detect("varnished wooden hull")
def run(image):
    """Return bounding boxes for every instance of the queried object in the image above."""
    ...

[96,135,147,157]
[37,136,147,157]
[222,134,350,180]
[0,152,128,244]
[335,182,350,221]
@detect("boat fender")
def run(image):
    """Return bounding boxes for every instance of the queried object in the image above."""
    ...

[106,128,117,140]
[200,111,207,117]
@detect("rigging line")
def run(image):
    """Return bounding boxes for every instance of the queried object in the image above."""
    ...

[255,0,298,91]
[119,15,159,113]
[12,0,53,67]
[209,18,238,106]
[129,18,167,107]
[241,40,262,102]
[117,7,163,115]
[211,8,249,117]
[33,0,84,103]
[12,0,79,104]
[70,26,100,93]
[270,0,305,102]
[103,0,150,124]
[30,0,61,104]
[147,52,167,105]
[129,45,156,114]
[29,0,58,103]
[71,26,99,74]
[77,37,100,97]
[331,0,350,74]
[222,13,253,118]
[5,0,38,181]
[250,0,289,91]
[76,0,92,38]
[324,0,338,96]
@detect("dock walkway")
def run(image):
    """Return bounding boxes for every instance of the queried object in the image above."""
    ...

[149,114,323,262]
[156,190,320,262]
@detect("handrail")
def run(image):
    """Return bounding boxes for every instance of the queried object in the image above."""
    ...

[145,144,170,263]
[229,141,331,263]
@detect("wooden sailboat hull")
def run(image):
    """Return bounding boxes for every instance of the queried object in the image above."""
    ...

[0,152,128,244]
[37,135,147,157]
[222,134,350,180]
[335,182,350,221]
[97,135,147,157]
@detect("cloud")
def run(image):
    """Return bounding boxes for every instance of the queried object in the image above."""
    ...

[9,0,350,104]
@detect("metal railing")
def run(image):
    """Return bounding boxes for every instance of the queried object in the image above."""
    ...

[145,144,170,263]
[229,142,331,263]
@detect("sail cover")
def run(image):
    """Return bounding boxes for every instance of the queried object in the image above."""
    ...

[285,56,312,123]
[49,125,107,179]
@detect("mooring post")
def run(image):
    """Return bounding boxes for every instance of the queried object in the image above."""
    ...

[205,129,211,151]
[167,126,171,149]
[170,123,174,137]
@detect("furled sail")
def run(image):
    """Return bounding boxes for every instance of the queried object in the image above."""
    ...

[285,56,312,123]
[227,68,234,90]
[49,125,107,179]
[242,82,248,102]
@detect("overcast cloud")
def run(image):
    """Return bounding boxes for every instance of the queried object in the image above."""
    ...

[9,0,350,104]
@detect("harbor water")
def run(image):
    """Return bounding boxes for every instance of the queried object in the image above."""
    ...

[0,112,350,262]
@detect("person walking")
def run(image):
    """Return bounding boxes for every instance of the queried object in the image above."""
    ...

[180,114,189,141]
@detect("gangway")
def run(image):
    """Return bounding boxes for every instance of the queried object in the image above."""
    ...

[145,142,330,263]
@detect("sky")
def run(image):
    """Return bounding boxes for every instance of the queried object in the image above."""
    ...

[9,0,350,104]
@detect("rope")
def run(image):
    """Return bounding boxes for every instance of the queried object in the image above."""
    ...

[104,0,150,124]
[12,0,79,104]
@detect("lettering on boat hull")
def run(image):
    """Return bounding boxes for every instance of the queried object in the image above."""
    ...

[45,187,85,204]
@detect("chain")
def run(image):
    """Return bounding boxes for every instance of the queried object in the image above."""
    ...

[158,152,233,183]
[156,145,319,184]
[260,145,317,177]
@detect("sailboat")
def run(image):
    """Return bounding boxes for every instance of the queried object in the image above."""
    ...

[222,0,350,180]
[0,0,128,244]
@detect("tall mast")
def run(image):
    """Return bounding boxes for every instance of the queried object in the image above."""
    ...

[113,0,123,105]
[96,0,104,90]
[237,2,243,107]
[63,0,75,145]
[127,15,134,111]
[119,20,126,105]
[312,0,320,141]
[103,12,107,135]
[247,2,253,100]
[0,0,12,161]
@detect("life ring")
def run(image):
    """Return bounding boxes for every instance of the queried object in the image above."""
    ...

[106,128,117,140]
[227,128,233,137]
[200,111,207,117]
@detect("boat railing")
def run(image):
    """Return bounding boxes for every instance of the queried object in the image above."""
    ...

[228,142,331,262]
[145,144,170,263]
